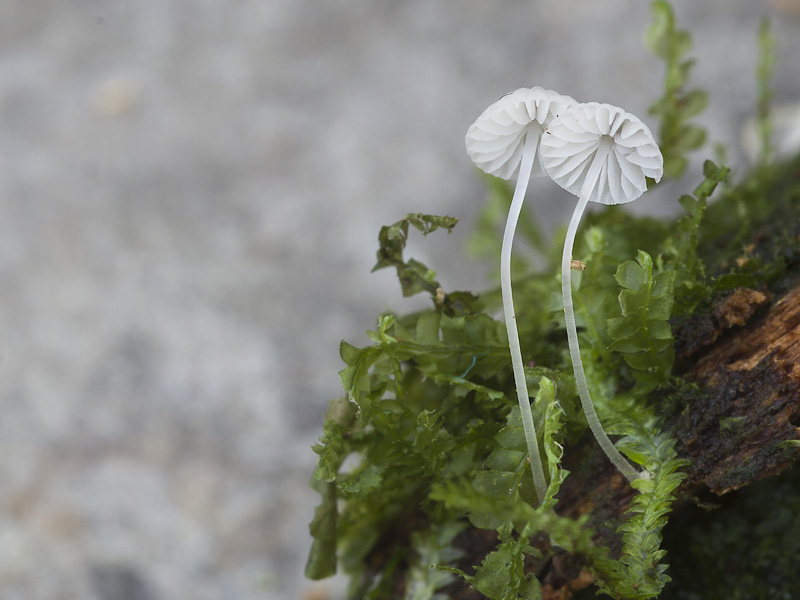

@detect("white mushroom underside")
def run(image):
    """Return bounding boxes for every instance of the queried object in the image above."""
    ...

[541,103,663,205]
[465,87,577,180]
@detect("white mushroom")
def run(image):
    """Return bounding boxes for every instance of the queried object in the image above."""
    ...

[466,87,577,504]
[540,102,663,482]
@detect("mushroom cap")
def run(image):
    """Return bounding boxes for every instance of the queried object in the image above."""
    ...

[540,102,663,205]
[465,87,578,180]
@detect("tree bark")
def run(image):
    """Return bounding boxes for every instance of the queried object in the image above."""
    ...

[674,284,800,494]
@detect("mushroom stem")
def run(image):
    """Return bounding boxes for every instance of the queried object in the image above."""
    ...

[500,133,548,504]
[561,145,646,482]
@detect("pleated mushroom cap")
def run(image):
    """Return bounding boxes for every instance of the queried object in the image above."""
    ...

[540,102,663,205]
[465,87,577,180]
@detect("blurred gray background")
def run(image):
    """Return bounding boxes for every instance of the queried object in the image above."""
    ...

[0,1,798,599]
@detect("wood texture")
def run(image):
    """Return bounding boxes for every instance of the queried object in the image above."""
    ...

[677,285,800,493]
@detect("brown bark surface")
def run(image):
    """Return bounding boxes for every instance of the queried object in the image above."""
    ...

[677,284,800,494]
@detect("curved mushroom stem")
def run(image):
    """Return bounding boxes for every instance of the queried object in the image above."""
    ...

[501,133,548,505]
[561,143,647,482]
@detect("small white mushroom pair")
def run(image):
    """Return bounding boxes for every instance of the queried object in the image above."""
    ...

[465,87,664,505]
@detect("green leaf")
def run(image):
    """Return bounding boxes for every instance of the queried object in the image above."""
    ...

[413,411,457,475]
[416,311,441,345]
[339,342,389,424]
[609,337,645,354]
[618,288,648,313]
[678,194,701,217]
[469,406,537,529]
[680,89,709,119]
[305,476,338,579]
[702,157,721,180]
[339,340,362,366]
[536,377,568,509]
[373,213,457,298]
[338,464,384,497]
[471,542,542,600]
[615,260,647,291]
[644,1,690,59]
[645,0,707,178]
[694,160,729,200]
[313,420,347,483]
[406,213,459,236]
[674,123,707,152]
[607,251,676,386]
[623,352,660,371]
[647,320,673,340]
[647,294,673,321]
[607,316,639,341]
[651,270,676,298]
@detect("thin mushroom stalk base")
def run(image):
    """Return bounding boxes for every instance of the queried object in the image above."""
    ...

[560,142,647,482]
[500,133,549,504]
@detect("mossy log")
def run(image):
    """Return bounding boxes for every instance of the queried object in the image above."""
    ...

[431,282,800,600]
[350,157,800,599]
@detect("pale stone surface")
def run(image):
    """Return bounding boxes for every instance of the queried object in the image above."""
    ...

[0,1,797,599]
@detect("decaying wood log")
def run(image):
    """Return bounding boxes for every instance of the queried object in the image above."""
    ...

[677,284,800,494]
